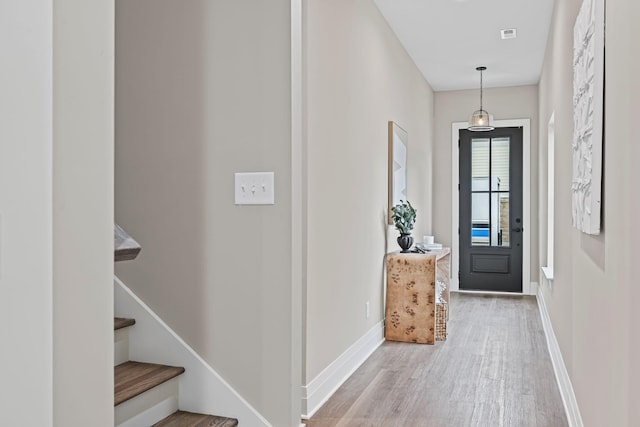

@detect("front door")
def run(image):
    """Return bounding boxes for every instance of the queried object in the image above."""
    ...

[459,127,523,292]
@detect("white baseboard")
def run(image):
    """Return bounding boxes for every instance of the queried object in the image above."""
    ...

[301,321,384,419]
[536,288,584,427]
[114,276,272,427]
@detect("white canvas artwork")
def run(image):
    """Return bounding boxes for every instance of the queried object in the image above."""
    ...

[572,0,605,235]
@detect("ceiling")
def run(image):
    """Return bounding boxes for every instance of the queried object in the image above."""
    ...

[373,0,555,92]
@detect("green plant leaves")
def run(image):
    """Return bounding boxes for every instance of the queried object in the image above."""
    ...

[391,200,417,234]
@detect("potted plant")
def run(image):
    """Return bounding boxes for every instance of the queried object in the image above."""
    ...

[391,200,417,253]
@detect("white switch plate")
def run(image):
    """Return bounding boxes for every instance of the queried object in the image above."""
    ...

[234,172,275,205]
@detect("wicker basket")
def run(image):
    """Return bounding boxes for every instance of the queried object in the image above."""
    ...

[435,302,447,341]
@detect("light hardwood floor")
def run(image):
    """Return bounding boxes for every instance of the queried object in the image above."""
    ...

[304,293,568,427]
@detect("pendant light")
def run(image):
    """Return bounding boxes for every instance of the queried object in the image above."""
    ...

[468,66,495,132]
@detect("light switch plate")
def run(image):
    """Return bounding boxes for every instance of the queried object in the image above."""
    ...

[234,172,275,205]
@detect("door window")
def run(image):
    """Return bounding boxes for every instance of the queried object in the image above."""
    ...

[470,136,511,248]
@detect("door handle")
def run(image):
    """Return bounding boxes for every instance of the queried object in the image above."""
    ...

[511,227,522,232]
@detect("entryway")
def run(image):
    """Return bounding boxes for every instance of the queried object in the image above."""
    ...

[450,119,531,294]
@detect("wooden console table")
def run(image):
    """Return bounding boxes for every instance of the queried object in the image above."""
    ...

[385,248,451,344]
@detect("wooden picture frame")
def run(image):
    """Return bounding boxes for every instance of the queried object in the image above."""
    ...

[388,121,408,224]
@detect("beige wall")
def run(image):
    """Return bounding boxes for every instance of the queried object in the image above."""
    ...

[115,1,298,425]
[433,85,539,283]
[622,0,640,422]
[52,0,115,425]
[631,2,640,423]
[1,1,53,424]
[538,0,634,424]
[304,0,434,382]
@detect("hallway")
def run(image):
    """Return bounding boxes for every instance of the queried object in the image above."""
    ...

[305,293,568,427]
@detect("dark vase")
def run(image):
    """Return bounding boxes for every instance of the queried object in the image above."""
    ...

[397,233,413,253]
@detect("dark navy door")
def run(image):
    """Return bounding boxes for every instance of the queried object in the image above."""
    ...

[459,127,523,292]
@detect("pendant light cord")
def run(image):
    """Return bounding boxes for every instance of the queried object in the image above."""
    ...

[480,68,483,111]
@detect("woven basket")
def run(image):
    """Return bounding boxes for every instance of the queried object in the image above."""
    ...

[435,302,447,341]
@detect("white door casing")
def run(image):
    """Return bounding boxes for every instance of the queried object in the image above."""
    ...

[451,119,532,295]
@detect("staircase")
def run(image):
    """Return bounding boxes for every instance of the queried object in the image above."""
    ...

[114,225,238,427]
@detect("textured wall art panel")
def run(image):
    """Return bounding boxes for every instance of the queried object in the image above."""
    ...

[572,0,605,235]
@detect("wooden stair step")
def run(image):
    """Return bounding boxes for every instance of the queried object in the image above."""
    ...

[115,224,142,262]
[114,317,136,331]
[114,361,185,406]
[152,411,238,427]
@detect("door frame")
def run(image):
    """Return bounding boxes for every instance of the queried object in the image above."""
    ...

[451,119,533,295]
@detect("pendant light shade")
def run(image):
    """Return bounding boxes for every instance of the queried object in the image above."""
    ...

[468,66,495,132]
[469,109,494,131]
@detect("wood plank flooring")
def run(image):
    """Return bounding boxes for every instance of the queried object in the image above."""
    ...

[305,293,568,427]
[114,361,185,406]
[152,411,238,427]
[114,317,136,331]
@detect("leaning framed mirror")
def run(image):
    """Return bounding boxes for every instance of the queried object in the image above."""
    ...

[388,121,408,224]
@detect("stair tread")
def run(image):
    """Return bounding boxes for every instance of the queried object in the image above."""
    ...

[152,411,238,427]
[115,224,142,262]
[114,361,185,406]
[114,317,136,331]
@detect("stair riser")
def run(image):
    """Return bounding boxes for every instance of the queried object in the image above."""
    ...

[115,377,179,427]
[114,328,130,366]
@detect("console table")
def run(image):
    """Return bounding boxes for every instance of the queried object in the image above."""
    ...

[385,248,451,344]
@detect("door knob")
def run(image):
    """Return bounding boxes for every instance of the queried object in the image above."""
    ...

[511,227,522,232]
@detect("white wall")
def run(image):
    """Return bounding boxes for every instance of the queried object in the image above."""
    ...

[1,2,114,426]
[53,0,115,425]
[0,1,53,425]
[538,0,634,424]
[114,1,298,425]
[433,85,539,283]
[303,0,434,383]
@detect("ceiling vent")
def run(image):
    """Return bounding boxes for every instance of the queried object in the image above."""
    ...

[500,28,517,40]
